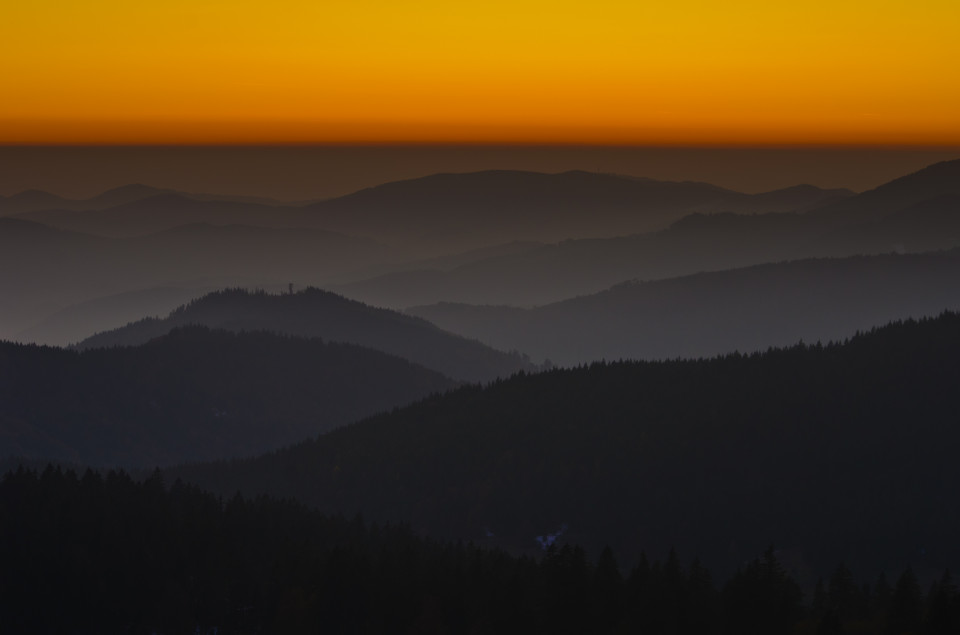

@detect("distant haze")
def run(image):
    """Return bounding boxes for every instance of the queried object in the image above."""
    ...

[3,145,959,200]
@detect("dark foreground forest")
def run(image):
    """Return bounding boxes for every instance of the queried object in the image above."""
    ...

[3,466,959,635]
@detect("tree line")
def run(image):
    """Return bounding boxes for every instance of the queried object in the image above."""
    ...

[173,313,960,580]
[2,466,958,634]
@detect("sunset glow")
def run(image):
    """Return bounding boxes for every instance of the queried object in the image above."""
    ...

[3,0,959,145]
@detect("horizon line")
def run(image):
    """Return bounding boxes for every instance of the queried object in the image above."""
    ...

[5,142,960,151]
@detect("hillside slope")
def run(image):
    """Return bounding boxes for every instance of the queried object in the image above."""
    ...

[408,250,960,365]
[173,313,960,578]
[336,161,960,308]
[77,288,535,383]
[0,326,456,467]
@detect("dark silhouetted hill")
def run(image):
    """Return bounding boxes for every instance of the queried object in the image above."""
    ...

[0,326,456,467]
[171,313,960,579]
[406,250,960,365]
[76,288,534,383]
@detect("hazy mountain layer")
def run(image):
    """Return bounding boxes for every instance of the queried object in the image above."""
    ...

[807,159,960,226]
[336,161,960,308]
[0,183,306,216]
[77,288,535,383]
[0,219,387,340]
[0,326,456,467]
[16,194,308,238]
[300,169,852,249]
[407,250,960,365]
[331,212,837,308]
[172,313,960,579]
[6,162,953,343]
[13,171,852,248]
[14,286,213,347]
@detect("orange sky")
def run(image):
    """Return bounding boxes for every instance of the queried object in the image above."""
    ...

[2,0,959,145]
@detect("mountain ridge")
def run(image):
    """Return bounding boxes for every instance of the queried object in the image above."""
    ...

[406,249,960,365]
[169,312,960,579]
[0,325,458,467]
[76,287,535,383]
[333,161,960,308]
[12,170,854,247]
[0,183,310,216]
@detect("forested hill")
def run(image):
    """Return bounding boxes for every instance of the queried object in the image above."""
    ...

[76,287,534,383]
[0,326,456,467]
[174,313,960,580]
[4,466,955,634]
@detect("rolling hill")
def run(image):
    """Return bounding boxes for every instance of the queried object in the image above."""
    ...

[171,313,960,580]
[407,250,960,365]
[76,287,535,383]
[0,220,388,341]
[16,194,305,238]
[301,169,851,249]
[13,286,214,347]
[336,161,960,309]
[14,171,852,248]
[9,162,955,346]
[808,159,960,226]
[0,326,457,467]
[0,183,304,217]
